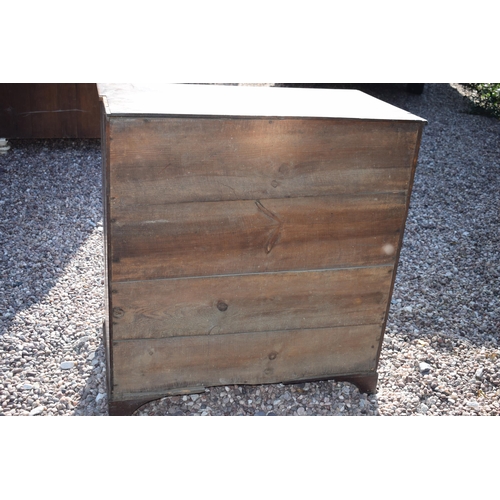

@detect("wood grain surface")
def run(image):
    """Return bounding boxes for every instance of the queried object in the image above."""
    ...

[109,192,405,281]
[98,85,426,407]
[112,324,380,396]
[108,117,420,206]
[0,83,100,138]
[110,265,393,339]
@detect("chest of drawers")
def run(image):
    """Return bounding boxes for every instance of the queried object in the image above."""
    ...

[97,84,425,415]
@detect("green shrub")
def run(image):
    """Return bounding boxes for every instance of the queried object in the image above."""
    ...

[462,83,500,119]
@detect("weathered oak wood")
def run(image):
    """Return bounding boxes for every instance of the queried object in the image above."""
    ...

[111,266,393,340]
[112,324,380,397]
[98,84,426,414]
[110,192,406,281]
[108,117,420,206]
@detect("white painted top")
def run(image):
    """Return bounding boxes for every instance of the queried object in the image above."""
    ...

[97,83,426,122]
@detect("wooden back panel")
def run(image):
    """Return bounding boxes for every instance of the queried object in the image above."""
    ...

[98,84,426,403]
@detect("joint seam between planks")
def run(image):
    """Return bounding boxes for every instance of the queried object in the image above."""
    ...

[111,322,385,343]
[108,263,394,284]
[110,189,410,209]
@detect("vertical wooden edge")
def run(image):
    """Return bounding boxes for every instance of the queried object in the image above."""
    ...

[0,84,15,137]
[100,95,111,116]
[100,102,114,394]
[102,321,112,397]
[374,122,425,368]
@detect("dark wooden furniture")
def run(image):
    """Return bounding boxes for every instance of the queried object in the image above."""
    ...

[0,84,100,138]
[98,83,425,416]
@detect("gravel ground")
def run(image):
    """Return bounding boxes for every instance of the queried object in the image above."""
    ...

[0,83,498,416]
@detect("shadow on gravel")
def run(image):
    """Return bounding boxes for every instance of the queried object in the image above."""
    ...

[73,337,107,416]
[0,139,102,337]
[0,138,110,416]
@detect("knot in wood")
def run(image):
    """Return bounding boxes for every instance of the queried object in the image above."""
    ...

[217,301,228,312]
[112,307,125,318]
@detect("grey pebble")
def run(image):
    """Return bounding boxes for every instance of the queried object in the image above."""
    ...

[419,362,432,374]
[60,361,75,370]
[29,406,44,416]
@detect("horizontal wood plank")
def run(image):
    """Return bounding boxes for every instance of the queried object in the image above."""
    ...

[110,192,405,281]
[108,117,419,207]
[111,266,393,340]
[112,324,381,396]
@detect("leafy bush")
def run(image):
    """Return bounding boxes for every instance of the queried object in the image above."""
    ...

[462,83,500,119]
